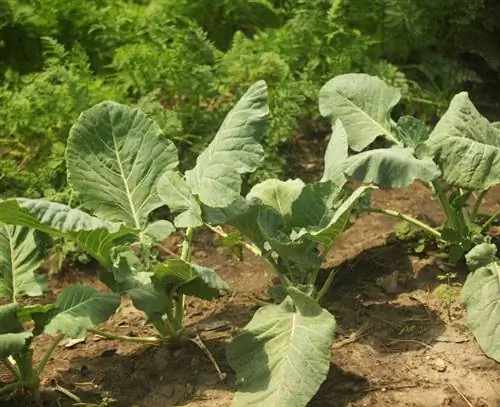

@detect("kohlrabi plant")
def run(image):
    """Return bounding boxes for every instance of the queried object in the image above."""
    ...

[318,73,500,365]
[318,73,500,263]
[202,139,372,406]
[0,81,268,350]
[0,224,120,399]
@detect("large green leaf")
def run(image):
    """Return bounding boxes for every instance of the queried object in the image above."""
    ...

[247,179,305,217]
[67,101,179,229]
[0,225,47,301]
[44,285,121,338]
[344,147,440,188]
[319,74,401,151]
[227,288,336,407]
[153,259,230,300]
[0,199,134,267]
[426,92,500,190]
[185,81,268,207]
[461,261,500,362]
[157,171,202,228]
[321,120,349,187]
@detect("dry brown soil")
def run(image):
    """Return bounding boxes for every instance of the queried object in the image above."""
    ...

[2,183,500,407]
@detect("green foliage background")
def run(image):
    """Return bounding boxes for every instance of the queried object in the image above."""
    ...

[1,0,499,198]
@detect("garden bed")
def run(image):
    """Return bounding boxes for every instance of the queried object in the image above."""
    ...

[4,184,499,407]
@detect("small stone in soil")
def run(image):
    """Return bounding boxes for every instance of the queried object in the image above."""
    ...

[431,358,447,372]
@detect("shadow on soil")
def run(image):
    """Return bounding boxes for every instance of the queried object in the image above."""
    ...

[5,239,471,407]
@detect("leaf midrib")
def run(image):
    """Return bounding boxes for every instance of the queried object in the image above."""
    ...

[273,312,297,404]
[336,91,400,146]
[8,229,16,302]
[111,129,141,229]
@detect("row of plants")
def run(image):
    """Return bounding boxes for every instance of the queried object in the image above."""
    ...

[1,0,500,200]
[1,73,500,406]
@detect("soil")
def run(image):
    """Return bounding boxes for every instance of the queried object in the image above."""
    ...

[2,182,500,407]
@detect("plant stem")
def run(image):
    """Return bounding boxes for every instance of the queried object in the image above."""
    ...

[204,223,262,257]
[471,189,488,221]
[367,207,442,240]
[3,359,21,380]
[13,351,39,398]
[87,328,163,344]
[481,210,500,233]
[174,227,194,331]
[36,334,65,375]
[181,228,194,262]
[0,380,27,395]
[316,270,336,303]
[432,181,461,232]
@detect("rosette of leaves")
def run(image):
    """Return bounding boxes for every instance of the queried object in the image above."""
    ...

[201,136,372,405]
[318,73,500,262]
[0,224,120,399]
[319,72,500,366]
[0,80,269,342]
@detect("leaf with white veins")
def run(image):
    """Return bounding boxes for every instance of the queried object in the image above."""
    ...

[0,224,47,301]
[319,73,401,151]
[67,101,179,228]
[344,147,440,188]
[0,199,134,267]
[247,179,305,217]
[185,81,268,207]
[462,261,500,362]
[45,285,121,338]
[426,92,500,190]
[227,288,336,407]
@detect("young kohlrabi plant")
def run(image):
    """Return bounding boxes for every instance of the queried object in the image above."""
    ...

[0,80,268,349]
[0,224,119,399]
[202,139,372,405]
[318,73,500,363]
[319,73,500,262]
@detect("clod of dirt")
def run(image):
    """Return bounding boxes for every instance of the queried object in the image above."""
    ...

[375,270,400,293]
[430,358,447,372]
